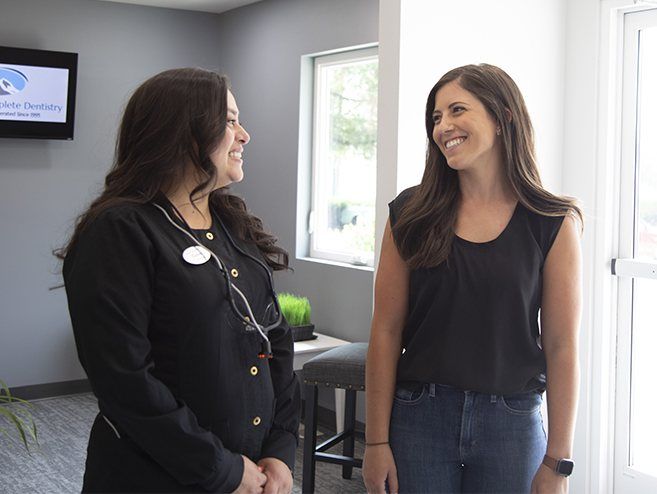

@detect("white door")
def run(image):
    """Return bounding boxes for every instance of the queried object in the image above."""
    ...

[613,7,657,493]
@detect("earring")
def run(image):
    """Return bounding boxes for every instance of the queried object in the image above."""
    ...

[496,127,502,136]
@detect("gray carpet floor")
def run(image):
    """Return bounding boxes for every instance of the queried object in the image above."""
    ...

[0,393,366,493]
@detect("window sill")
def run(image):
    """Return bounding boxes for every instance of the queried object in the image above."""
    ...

[297,256,374,273]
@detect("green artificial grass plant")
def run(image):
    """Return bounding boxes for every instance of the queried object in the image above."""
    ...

[278,293,312,327]
[0,380,38,451]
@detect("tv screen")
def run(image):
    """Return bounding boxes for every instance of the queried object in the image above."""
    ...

[0,46,78,140]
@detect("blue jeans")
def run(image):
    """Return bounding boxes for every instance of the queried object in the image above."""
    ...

[389,383,546,493]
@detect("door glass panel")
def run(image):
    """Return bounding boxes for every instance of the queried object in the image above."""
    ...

[630,276,657,476]
[636,26,657,260]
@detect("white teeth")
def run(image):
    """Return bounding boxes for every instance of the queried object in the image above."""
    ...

[229,151,242,159]
[445,137,466,149]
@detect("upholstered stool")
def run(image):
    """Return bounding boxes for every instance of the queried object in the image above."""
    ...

[301,342,367,493]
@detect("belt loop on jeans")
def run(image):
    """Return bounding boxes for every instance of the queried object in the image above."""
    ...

[490,394,498,404]
[428,383,436,397]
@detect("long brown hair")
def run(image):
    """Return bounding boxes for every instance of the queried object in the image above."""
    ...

[392,63,582,269]
[55,67,288,270]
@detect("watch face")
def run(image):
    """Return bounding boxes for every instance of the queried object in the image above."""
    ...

[556,459,574,476]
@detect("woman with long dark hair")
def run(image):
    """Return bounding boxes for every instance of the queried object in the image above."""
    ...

[58,68,300,493]
[363,64,582,493]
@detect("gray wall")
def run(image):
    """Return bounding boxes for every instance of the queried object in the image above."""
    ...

[0,0,230,387]
[214,0,379,344]
[0,0,378,390]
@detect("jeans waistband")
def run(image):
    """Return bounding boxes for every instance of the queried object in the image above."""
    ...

[423,383,543,403]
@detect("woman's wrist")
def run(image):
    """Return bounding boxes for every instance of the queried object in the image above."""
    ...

[546,442,573,458]
[364,422,390,447]
[365,440,389,447]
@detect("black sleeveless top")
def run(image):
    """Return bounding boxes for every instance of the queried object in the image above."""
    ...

[389,186,565,394]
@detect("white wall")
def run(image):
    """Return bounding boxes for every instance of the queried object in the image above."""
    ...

[397,0,566,192]
[562,1,604,491]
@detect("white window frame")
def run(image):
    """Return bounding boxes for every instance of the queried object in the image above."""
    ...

[307,46,378,268]
[612,6,657,493]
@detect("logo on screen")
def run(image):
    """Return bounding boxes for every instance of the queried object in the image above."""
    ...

[0,68,28,96]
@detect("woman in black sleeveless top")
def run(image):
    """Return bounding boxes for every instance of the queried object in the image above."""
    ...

[363,64,582,494]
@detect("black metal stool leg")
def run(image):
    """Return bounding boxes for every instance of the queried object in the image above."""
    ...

[341,389,357,479]
[302,383,319,494]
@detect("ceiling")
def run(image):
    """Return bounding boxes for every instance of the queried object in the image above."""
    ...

[98,0,263,15]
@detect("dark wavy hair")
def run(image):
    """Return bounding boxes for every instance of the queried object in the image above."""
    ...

[55,67,288,270]
[392,63,582,269]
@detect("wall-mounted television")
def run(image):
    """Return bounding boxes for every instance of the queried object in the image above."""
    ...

[0,46,78,140]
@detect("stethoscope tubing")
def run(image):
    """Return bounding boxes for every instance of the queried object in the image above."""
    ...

[152,203,282,345]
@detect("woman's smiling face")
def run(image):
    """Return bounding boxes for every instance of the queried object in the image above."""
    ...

[211,90,251,188]
[432,81,501,171]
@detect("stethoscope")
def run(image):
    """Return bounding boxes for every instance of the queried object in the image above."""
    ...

[152,202,282,359]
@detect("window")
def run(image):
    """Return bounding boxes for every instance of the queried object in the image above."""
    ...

[612,7,657,493]
[307,47,378,267]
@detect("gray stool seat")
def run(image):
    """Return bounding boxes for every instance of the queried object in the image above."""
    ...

[302,342,367,390]
[301,342,367,493]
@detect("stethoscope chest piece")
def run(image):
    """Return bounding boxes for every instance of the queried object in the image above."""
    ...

[182,245,212,265]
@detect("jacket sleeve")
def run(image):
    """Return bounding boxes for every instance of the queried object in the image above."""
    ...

[63,209,243,493]
[259,315,301,470]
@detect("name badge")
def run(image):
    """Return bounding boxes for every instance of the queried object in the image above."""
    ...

[182,246,212,265]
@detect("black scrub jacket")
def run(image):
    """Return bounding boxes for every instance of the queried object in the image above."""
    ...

[63,196,301,493]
